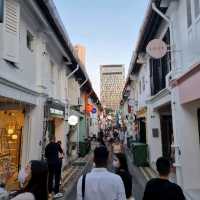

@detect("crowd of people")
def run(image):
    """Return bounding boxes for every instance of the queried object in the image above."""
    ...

[0,127,186,200]
[77,127,186,200]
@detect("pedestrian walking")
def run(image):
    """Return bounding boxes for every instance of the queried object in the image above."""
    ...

[57,141,64,186]
[112,138,123,154]
[113,153,134,200]
[113,128,119,140]
[45,136,64,199]
[119,128,125,144]
[11,160,48,200]
[123,127,128,148]
[143,157,185,200]
[77,146,126,200]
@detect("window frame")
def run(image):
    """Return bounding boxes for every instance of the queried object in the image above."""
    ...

[194,0,200,19]
[0,0,4,23]
[26,30,34,52]
[187,0,192,28]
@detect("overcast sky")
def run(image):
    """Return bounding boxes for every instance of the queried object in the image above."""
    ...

[54,0,149,97]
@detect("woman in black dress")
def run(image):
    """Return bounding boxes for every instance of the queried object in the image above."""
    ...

[113,153,133,199]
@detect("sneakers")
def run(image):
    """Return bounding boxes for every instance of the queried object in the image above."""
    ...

[53,193,64,199]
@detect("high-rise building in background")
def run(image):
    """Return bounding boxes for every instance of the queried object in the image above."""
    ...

[100,65,125,111]
[74,44,86,65]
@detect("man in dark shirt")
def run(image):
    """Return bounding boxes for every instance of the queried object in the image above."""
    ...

[143,157,185,200]
[45,136,63,198]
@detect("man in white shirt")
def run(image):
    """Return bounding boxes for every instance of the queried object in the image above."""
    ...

[77,146,126,200]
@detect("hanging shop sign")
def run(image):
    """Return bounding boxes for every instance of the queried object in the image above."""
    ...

[68,115,79,126]
[92,108,97,114]
[45,99,65,118]
[146,39,167,59]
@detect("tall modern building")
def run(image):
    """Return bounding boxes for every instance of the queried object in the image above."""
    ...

[100,65,125,111]
[74,44,86,66]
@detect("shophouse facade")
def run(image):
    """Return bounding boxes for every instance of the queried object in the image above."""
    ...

[122,0,200,198]
[0,0,99,189]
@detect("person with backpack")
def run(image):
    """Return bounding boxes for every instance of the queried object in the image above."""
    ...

[77,146,126,200]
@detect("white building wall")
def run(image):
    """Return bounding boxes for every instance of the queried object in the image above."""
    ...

[172,0,200,73]
[146,106,162,170]
[169,0,200,195]
[67,77,80,106]
[0,0,69,166]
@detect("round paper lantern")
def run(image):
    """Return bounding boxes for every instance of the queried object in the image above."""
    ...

[68,115,79,126]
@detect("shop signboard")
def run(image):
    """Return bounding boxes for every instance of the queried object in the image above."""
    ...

[92,108,97,114]
[46,100,65,118]
[50,108,64,116]
[146,39,167,59]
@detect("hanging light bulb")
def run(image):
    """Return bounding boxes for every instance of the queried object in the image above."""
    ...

[12,134,18,140]
[8,127,14,135]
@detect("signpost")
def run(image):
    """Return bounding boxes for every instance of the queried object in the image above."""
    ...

[92,108,97,114]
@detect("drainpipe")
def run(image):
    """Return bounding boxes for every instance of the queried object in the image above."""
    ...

[152,2,182,186]
[152,3,170,23]
[152,2,175,71]
[79,78,88,89]
[66,65,79,79]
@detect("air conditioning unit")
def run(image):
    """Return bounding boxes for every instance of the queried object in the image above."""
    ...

[165,71,173,89]
[78,97,83,106]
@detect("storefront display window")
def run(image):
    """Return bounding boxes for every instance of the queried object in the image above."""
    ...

[0,110,24,190]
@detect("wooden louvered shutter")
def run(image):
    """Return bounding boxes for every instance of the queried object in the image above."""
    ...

[3,0,20,63]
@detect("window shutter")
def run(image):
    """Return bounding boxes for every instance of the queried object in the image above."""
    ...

[0,0,4,23]
[3,0,20,63]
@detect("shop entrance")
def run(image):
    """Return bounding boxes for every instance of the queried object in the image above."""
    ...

[138,118,146,143]
[160,115,173,159]
[158,104,174,161]
[0,104,25,190]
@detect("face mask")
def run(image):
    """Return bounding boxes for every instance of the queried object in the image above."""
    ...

[18,168,28,187]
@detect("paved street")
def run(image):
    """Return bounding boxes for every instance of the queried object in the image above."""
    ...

[126,150,147,200]
[64,182,77,200]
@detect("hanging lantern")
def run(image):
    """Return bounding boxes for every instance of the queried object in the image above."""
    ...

[86,104,93,113]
